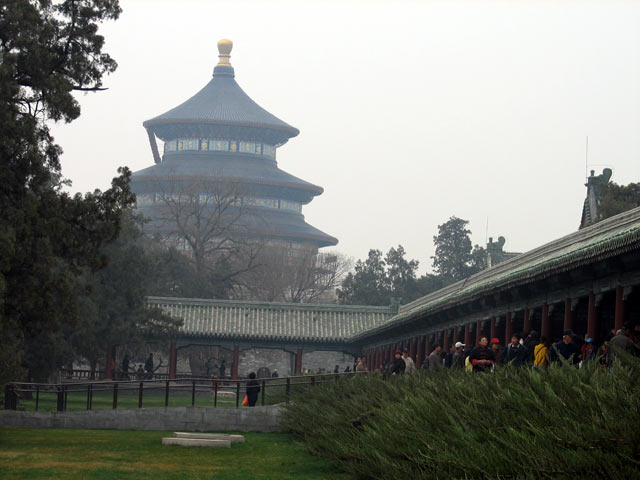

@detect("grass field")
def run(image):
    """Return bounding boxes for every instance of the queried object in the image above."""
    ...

[0,428,352,480]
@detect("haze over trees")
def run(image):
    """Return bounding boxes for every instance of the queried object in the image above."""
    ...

[70,212,182,377]
[338,217,486,306]
[151,177,261,299]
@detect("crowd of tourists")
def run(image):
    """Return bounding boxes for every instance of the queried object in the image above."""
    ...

[373,323,640,376]
[243,324,640,406]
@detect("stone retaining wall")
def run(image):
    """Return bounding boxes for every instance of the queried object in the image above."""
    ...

[0,405,282,432]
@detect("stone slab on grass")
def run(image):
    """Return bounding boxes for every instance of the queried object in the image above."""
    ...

[162,437,231,448]
[174,432,245,443]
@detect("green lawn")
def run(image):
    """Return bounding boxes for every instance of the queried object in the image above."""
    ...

[0,428,352,480]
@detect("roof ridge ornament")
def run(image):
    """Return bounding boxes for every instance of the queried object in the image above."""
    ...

[217,38,233,66]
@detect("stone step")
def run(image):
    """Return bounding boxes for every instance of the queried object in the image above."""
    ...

[162,437,231,448]
[173,432,244,443]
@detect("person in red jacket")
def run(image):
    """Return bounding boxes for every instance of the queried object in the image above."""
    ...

[469,336,496,373]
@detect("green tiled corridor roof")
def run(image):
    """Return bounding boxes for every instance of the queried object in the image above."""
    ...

[148,297,394,343]
[351,206,640,341]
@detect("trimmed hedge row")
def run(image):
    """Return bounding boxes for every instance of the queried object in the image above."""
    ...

[281,355,640,479]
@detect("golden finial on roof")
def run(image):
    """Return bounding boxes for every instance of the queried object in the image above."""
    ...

[217,39,233,66]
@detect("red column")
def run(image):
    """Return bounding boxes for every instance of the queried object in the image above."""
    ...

[541,304,550,340]
[409,337,416,361]
[523,308,531,335]
[476,320,482,345]
[389,344,395,363]
[505,312,512,346]
[444,329,450,350]
[295,348,303,375]
[453,327,460,344]
[169,342,177,380]
[587,293,598,340]
[105,344,114,380]
[426,335,432,356]
[564,298,574,331]
[615,286,626,331]
[490,316,497,342]
[464,324,471,346]
[232,345,240,380]
[416,335,424,368]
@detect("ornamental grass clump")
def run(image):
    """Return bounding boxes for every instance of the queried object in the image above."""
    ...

[281,354,640,479]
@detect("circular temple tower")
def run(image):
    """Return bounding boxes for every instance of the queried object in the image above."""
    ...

[131,39,337,254]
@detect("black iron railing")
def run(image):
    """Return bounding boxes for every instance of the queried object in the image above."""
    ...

[4,372,365,412]
[57,369,220,382]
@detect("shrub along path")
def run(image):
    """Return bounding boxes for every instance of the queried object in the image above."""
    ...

[0,428,353,480]
[282,353,640,479]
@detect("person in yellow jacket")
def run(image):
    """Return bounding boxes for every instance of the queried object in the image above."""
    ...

[533,337,549,367]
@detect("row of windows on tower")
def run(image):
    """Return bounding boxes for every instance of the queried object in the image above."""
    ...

[136,193,302,213]
[163,138,276,158]
[166,236,306,257]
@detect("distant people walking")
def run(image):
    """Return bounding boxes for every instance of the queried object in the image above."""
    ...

[469,337,496,373]
[533,337,549,368]
[144,353,154,379]
[523,330,540,364]
[390,350,406,376]
[428,344,443,372]
[333,365,340,374]
[402,348,416,374]
[271,370,279,378]
[444,344,455,368]
[609,327,640,356]
[504,334,528,367]
[598,334,613,369]
[245,372,260,407]
[451,342,465,369]
[551,329,580,364]
[121,353,130,380]
[582,338,597,364]
[219,360,226,378]
[490,338,504,365]
[356,357,368,372]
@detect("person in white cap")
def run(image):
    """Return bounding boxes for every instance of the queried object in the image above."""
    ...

[451,341,465,369]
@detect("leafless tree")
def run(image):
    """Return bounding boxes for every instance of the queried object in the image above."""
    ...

[238,247,352,303]
[150,174,263,292]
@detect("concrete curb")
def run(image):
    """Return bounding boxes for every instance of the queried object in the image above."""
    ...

[0,405,282,432]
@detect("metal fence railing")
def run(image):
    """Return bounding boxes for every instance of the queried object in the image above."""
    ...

[57,369,219,382]
[4,372,366,413]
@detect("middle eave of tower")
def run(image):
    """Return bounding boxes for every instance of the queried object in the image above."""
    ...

[143,65,299,146]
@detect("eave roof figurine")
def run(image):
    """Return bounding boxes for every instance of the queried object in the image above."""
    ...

[131,39,338,250]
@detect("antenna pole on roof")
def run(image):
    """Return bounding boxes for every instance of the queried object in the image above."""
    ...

[485,217,489,245]
[585,135,589,180]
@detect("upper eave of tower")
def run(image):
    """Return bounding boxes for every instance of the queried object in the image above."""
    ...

[143,39,299,145]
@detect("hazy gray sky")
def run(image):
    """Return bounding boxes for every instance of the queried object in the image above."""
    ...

[53,0,640,273]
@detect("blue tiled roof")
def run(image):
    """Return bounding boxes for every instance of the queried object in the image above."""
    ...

[143,65,299,140]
